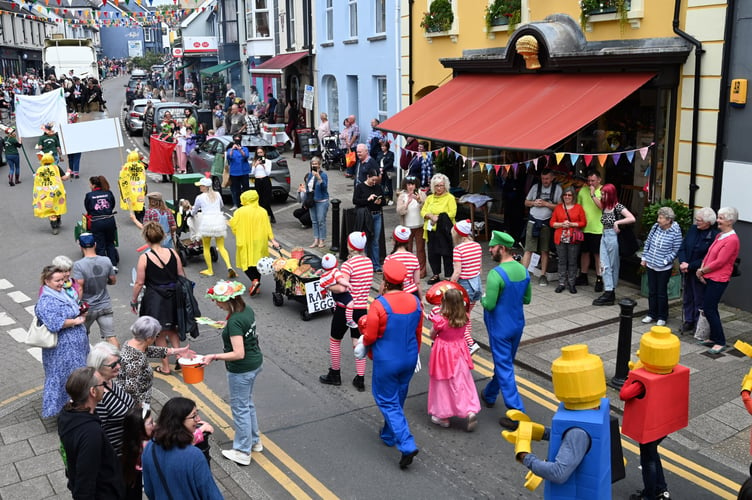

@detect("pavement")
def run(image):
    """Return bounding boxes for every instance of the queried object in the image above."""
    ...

[1,123,751,498]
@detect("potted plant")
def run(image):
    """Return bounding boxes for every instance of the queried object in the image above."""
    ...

[638,199,693,299]
[580,0,629,31]
[420,0,454,33]
[484,0,522,31]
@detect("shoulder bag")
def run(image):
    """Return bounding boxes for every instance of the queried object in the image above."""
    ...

[24,310,58,349]
[303,176,315,208]
[561,204,585,244]
[221,163,230,188]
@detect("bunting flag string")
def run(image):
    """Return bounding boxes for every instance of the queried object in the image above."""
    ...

[400,142,655,176]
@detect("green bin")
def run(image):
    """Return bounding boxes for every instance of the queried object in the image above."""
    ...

[171,173,205,209]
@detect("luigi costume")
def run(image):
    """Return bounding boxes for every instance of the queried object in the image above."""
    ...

[480,231,531,424]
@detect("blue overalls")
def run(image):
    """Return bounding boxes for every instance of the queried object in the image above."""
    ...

[482,264,530,412]
[371,294,421,454]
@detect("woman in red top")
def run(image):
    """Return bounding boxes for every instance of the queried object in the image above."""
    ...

[549,187,587,294]
[696,206,741,354]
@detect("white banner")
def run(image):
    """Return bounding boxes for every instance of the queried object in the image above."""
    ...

[183,36,218,53]
[59,118,123,155]
[14,88,68,139]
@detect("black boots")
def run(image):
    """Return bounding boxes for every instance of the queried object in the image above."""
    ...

[8,174,13,187]
[592,291,615,306]
[352,375,365,392]
[319,368,341,386]
[594,276,604,293]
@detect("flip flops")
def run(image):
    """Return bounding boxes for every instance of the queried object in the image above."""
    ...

[154,366,171,375]
[707,345,728,355]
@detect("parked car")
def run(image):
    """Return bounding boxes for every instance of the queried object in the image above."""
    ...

[123,98,151,136]
[187,135,291,202]
[142,101,198,148]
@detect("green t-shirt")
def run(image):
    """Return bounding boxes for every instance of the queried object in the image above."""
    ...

[577,185,603,234]
[222,306,262,373]
[37,133,60,154]
[4,137,20,155]
[481,260,532,311]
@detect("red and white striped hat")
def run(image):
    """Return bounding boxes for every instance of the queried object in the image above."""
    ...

[393,225,410,243]
[348,232,367,251]
[321,253,337,270]
[454,219,473,237]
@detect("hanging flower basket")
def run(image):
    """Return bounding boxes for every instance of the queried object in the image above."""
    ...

[421,0,454,33]
[484,0,521,31]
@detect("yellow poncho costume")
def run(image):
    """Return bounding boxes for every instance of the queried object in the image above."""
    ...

[119,150,146,211]
[32,153,67,218]
[228,190,274,269]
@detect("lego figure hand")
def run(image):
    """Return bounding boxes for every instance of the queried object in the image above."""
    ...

[741,367,752,393]
[501,410,545,458]
[524,470,543,491]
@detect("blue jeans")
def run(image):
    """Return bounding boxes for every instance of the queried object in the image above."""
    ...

[600,229,619,292]
[230,175,249,208]
[370,212,382,270]
[6,154,19,179]
[228,366,262,453]
[311,199,329,241]
[647,268,672,321]
[703,278,729,346]
[639,437,667,497]
[67,152,82,174]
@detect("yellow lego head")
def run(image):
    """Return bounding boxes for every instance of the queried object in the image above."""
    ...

[638,326,680,374]
[127,149,140,163]
[40,152,55,166]
[551,344,606,410]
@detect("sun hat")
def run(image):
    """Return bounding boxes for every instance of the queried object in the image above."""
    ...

[78,233,96,248]
[489,230,515,248]
[393,225,410,243]
[454,219,473,238]
[383,259,407,285]
[321,253,338,270]
[347,232,367,251]
[206,280,246,302]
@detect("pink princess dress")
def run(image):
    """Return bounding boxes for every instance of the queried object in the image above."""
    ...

[427,314,481,419]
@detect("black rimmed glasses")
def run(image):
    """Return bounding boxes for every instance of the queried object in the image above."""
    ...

[185,410,200,421]
[103,357,121,369]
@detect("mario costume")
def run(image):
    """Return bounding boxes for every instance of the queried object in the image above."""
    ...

[503,344,613,499]
[362,259,423,469]
[480,230,531,419]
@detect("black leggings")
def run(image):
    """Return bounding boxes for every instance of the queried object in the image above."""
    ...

[428,252,453,278]
[244,266,260,281]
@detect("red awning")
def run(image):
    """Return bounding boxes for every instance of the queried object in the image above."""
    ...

[251,51,308,75]
[378,72,655,151]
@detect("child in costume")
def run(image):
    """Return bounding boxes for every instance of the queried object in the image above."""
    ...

[449,219,483,355]
[319,253,357,328]
[120,149,147,224]
[32,152,69,234]
[427,287,480,431]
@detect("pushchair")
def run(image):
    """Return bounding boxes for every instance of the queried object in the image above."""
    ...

[321,130,345,172]
[174,200,217,267]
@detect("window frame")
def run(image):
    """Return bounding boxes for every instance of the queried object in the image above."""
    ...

[376,76,387,123]
[325,0,334,41]
[375,0,386,35]
[245,0,271,40]
[348,0,358,38]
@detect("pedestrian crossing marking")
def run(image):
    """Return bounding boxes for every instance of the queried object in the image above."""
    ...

[0,279,13,290]
[7,327,26,343]
[0,312,15,326]
[7,291,31,303]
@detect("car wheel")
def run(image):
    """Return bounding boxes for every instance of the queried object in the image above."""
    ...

[273,192,289,203]
[210,246,218,262]
[300,310,312,321]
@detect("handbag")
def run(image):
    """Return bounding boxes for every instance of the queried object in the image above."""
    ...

[221,163,230,188]
[345,150,356,168]
[561,205,585,244]
[24,311,57,349]
[304,191,315,209]
[694,309,710,341]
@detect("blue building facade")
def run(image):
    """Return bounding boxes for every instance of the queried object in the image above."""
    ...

[99,3,163,60]
[315,0,400,140]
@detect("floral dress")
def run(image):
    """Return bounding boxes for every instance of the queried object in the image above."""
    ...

[116,343,167,405]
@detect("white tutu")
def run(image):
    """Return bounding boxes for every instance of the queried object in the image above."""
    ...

[196,212,227,238]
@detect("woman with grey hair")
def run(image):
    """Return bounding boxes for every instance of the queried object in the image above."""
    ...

[421,173,456,284]
[677,207,719,333]
[549,187,587,293]
[50,255,80,301]
[87,342,134,455]
[640,206,683,326]
[116,316,195,407]
[697,206,741,354]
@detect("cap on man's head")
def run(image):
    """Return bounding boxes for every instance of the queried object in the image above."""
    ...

[383,259,406,285]
[347,232,367,251]
[78,233,96,248]
[489,230,514,248]
[195,177,213,187]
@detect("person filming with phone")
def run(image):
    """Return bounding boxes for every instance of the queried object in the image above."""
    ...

[353,168,385,271]
[303,157,330,248]
[226,134,250,210]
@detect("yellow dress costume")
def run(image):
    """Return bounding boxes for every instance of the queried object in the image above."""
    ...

[32,153,67,218]
[229,190,274,269]
[118,150,146,211]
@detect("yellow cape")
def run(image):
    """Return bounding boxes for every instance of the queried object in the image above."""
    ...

[118,161,146,211]
[228,190,274,269]
[32,164,67,218]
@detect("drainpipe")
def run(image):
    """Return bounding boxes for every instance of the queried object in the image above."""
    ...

[673,0,704,209]
[408,0,414,105]
[306,0,314,127]
[710,0,736,209]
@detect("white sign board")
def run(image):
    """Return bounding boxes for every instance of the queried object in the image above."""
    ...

[183,36,218,54]
[721,160,750,222]
[304,280,335,314]
[58,118,124,155]
[127,41,143,58]
[303,85,314,110]
[172,47,184,58]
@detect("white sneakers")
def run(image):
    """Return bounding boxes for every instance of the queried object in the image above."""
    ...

[657,320,667,326]
[469,343,481,356]
[431,415,450,428]
[222,449,251,466]
[252,442,264,453]
[641,316,654,323]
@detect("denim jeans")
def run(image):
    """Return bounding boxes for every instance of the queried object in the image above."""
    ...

[67,152,82,174]
[311,199,329,241]
[230,175,249,208]
[600,229,619,292]
[6,154,19,178]
[647,268,672,321]
[639,437,667,497]
[228,366,262,453]
[370,212,382,270]
[703,278,729,346]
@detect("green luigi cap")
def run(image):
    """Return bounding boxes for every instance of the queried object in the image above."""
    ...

[489,230,514,248]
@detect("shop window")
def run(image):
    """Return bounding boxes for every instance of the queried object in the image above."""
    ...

[375,0,386,34]
[349,0,358,38]
[246,0,270,39]
[376,76,387,123]
[323,74,339,128]
[325,0,334,41]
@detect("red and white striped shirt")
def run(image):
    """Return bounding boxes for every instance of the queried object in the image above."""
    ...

[453,241,483,279]
[384,251,420,293]
[319,268,343,290]
[341,255,373,308]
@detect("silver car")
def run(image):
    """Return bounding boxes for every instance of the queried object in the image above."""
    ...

[123,98,150,136]
[186,135,291,202]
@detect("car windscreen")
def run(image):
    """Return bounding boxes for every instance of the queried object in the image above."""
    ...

[133,105,147,114]
[157,107,190,121]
